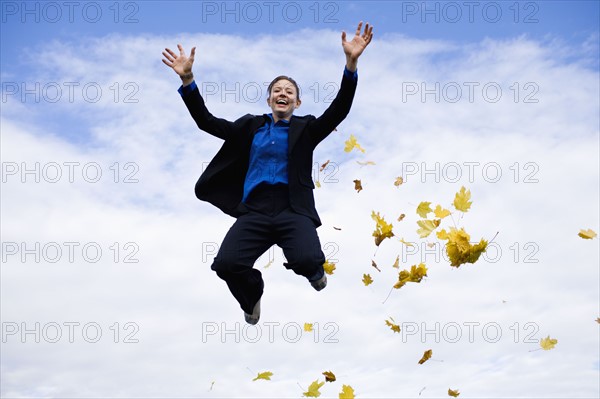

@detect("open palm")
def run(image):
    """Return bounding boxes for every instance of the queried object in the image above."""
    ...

[162,44,196,76]
[342,21,373,60]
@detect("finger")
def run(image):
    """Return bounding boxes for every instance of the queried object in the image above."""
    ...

[161,58,173,68]
[355,21,363,37]
[341,31,346,43]
[165,47,177,59]
[177,43,185,57]
[190,46,196,61]
[162,50,175,63]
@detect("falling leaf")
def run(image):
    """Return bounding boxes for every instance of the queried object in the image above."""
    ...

[417,219,441,238]
[394,263,427,289]
[320,160,331,171]
[596,317,600,324]
[399,238,414,247]
[578,228,597,239]
[434,204,451,218]
[353,179,363,193]
[448,388,460,397]
[453,186,472,212]
[371,211,394,246]
[362,274,373,286]
[397,213,405,221]
[339,384,355,399]
[344,134,366,153]
[322,371,336,382]
[540,336,558,350]
[416,201,433,218]
[394,176,404,186]
[418,349,432,364]
[333,226,342,230]
[427,243,435,248]
[303,379,325,397]
[323,260,336,275]
[436,229,448,240]
[371,259,381,272]
[356,161,376,166]
[439,227,487,267]
[315,181,321,188]
[392,255,400,269]
[385,317,401,333]
[264,260,273,269]
[209,381,215,391]
[253,371,273,381]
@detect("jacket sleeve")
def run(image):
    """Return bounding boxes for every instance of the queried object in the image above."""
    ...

[307,69,358,146]
[180,83,237,141]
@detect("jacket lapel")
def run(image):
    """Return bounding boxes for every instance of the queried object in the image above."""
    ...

[288,116,308,155]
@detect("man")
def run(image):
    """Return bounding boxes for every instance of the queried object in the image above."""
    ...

[162,22,373,324]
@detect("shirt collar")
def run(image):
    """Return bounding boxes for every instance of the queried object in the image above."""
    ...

[267,113,291,126]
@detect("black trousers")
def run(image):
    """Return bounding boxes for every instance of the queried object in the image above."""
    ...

[211,184,326,314]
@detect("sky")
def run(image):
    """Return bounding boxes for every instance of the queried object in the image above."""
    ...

[1,0,599,398]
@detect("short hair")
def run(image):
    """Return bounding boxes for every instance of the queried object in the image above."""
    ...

[267,76,300,101]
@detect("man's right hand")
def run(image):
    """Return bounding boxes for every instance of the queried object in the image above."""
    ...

[162,44,196,85]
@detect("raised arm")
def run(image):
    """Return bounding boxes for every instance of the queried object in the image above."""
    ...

[342,21,373,72]
[162,44,196,86]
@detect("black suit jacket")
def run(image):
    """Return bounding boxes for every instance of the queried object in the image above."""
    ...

[181,71,357,227]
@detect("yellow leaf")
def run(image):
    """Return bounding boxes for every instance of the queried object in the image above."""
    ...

[323,260,336,275]
[448,388,460,397]
[416,201,433,218]
[453,186,472,212]
[442,227,487,267]
[394,264,427,289]
[394,176,404,186]
[397,213,405,221]
[578,228,597,239]
[385,317,401,333]
[264,260,273,269]
[304,323,313,332]
[322,370,336,382]
[392,255,400,269]
[434,204,451,218]
[371,211,394,246]
[356,160,376,166]
[344,134,366,153]
[436,229,448,240]
[253,371,273,381]
[417,219,441,238]
[362,274,373,286]
[315,180,321,188]
[339,384,355,399]
[303,379,325,397]
[399,238,414,247]
[540,335,557,350]
[320,160,330,172]
[418,349,432,364]
[353,179,363,193]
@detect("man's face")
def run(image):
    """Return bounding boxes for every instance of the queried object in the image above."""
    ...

[267,79,301,121]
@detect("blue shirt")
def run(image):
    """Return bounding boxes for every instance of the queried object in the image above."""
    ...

[178,67,358,202]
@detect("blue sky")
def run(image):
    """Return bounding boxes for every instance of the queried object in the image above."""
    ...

[1,1,599,398]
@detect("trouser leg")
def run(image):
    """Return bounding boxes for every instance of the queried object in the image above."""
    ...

[211,212,274,315]
[274,208,326,282]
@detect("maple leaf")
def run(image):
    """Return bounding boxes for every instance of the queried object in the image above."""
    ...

[353,179,363,193]
[578,228,597,239]
[362,273,373,286]
[371,211,394,246]
[253,371,273,381]
[322,371,336,382]
[344,134,365,153]
[440,227,487,267]
[385,317,401,333]
[323,260,336,275]
[418,349,432,364]
[392,255,400,269]
[356,161,376,166]
[436,229,448,240]
[453,186,472,212]
[397,213,405,221]
[416,201,433,218]
[399,238,414,247]
[320,160,330,171]
[394,176,404,186]
[303,379,325,397]
[540,336,557,350]
[371,259,381,272]
[393,270,410,289]
[304,323,313,332]
[394,264,427,289]
[434,204,451,218]
[448,388,460,397]
[339,385,355,399]
[417,219,441,238]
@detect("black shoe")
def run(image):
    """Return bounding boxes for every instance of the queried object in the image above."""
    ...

[244,299,261,325]
[310,274,327,291]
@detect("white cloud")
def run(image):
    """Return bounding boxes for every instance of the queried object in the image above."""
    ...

[1,28,598,398]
